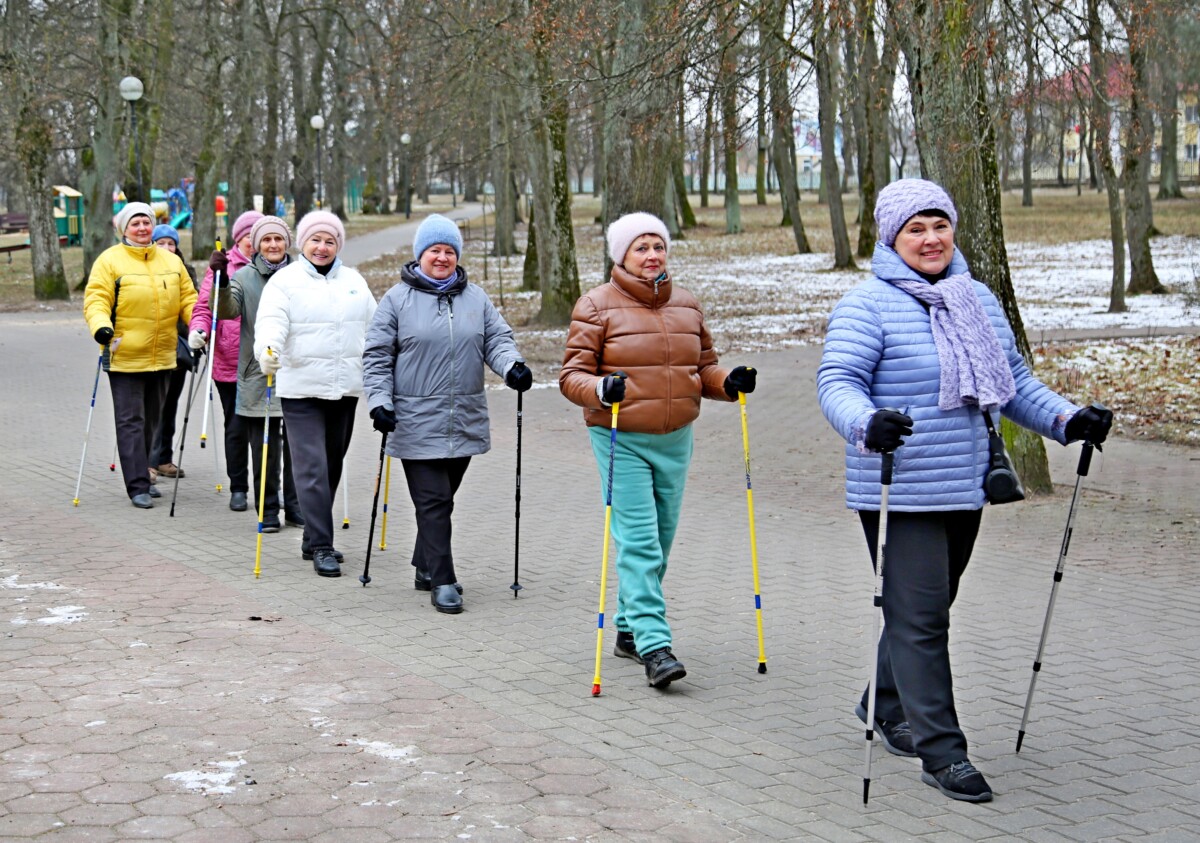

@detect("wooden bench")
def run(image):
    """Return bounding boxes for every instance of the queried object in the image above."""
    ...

[0,235,70,263]
[455,218,471,240]
[0,213,29,234]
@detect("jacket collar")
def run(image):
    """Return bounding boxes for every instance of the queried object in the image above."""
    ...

[610,265,671,308]
[298,255,342,278]
[120,242,156,261]
[871,242,970,284]
[251,252,290,277]
[401,261,468,296]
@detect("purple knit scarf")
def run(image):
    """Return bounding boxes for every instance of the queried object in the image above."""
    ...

[889,274,1016,411]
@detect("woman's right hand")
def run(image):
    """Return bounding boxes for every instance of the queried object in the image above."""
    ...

[370,406,397,433]
[187,329,208,349]
[865,409,912,452]
[598,372,627,405]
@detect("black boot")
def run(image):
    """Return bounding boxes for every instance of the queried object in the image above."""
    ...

[431,584,463,614]
[301,538,342,562]
[415,567,463,594]
[613,631,642,664]
[229,491,248,512]
[643,647,686,688]
[312,548,342,578]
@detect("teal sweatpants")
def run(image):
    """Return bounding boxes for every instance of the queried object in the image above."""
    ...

[589,424,694,657]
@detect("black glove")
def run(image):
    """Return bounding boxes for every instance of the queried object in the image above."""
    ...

[94,326,114,345]
[865,409,913,452]
[600,372,627,405]
[1065,404,1112,445]
[723,365,757,399]
[208,249,229,278]
[370,406,397,434]
[505,361,533,392]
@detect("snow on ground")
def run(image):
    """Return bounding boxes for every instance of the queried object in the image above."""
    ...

[658,234,1198,353]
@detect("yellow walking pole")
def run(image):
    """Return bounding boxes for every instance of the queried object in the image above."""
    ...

[591,398,621,697]
[253,349,274,579]
[739,391,768,674]
[379,457,391,549]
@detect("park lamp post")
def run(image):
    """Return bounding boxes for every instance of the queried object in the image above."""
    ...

[310,114,325,209]
[400,132,412,219]
[119,76,145,202]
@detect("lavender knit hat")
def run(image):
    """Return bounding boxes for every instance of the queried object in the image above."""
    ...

[249,215,292,252]
[606,212,670,266]
[295,210,345,253]
[231,211,264,246]
[873,179,958,247]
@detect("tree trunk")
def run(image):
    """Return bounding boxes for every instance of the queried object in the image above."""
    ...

[755,62,768,205]
[1020,0,1035,206]
[898,0,1052,493]
[1123,4,1165,295]
[815,0,854,268]
[765,0,810,252]
[1157,48,1184,199]
[719,3,742,234]
[673,89,697,229]
[190,0,223,259]
[16,103,68,300]
[259,1,281,212]
[1086,0,1126,314]
[700,88,714,208]
[522,204,539,291]
[490,94,518,256]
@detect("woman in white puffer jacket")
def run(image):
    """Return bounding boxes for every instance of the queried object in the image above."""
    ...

[255,211,378,578]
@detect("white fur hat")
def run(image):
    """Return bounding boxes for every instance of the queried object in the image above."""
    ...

[113,202,155,237]
[606,212,670,266]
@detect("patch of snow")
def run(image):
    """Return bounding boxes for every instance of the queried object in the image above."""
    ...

[164,755,246,796]
[84,720,105,728]
[11,606,87,626]
[347,738,419,763]
[1,575,65,590]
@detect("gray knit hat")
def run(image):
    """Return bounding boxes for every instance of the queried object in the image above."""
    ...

[874,179,958,247]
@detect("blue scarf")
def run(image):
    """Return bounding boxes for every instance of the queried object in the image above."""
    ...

[414,265,459,292]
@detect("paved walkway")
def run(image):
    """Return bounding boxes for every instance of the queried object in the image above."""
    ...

[2,307,1198,840]
[340,203,483,266]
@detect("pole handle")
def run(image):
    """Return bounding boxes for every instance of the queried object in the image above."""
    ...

[1077,442,1094,477]
[880,451,894,486]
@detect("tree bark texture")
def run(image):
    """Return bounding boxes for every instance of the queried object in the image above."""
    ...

[765,0,810,253]
[814,0,854,268]
[1123,4,1164,295]
[719,1,742,234]
[1087,0,1126,314]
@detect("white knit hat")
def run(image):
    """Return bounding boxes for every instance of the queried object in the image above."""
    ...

[606,212,670,266]
[113,202,155,236]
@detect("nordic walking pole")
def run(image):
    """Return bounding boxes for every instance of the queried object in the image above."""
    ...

[342,459,351,529]
[207,369,222,491]
[73,351,104,506]
[360,433,389,586]
[1016,411,1105,752]
[863,447,895,804]
[199,237,222,454]
[591,382,622,697]
[378,457,391,550]
[738,389,767,674]
[110,442,117,472]
[168,350,205,516]
[253,349,275,579]
[512,389,524,596]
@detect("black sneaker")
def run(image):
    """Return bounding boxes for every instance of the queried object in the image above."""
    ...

[261,513,281,533]
[312,548,342,578]
[229,491,248,511]
[613,631,642,664]
[301,539,342,562]
[855,702,917,757]
[414,567,463,594]
[285,511,305,528]
[643,647,686,688]
[921,760,993,802]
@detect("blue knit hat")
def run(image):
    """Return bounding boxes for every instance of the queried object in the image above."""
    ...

[874,179,958,247]
[413,214,463,259]
[151,223,180,246]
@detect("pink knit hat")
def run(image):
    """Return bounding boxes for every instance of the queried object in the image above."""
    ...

[231,211,263,246]
[249,215,292,252]
[295,210,345,253]
[606,212,670,266]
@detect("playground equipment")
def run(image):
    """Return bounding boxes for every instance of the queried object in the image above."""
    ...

[52,186,84,246]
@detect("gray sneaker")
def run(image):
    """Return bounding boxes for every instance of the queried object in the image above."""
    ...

[855,702,917,757]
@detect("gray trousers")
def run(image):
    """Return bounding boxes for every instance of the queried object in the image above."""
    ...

[857,508,983,773]
[108,370,171,498]
[281,397,357,550]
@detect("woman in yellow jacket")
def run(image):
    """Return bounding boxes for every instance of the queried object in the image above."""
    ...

[84,202,197,508]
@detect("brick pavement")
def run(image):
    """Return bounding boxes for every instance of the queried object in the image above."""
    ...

[2,311,1198,841]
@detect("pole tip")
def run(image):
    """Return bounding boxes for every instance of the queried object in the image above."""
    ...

[1016,731,1025,753]
[109,464,115,471]
[511,582,523,596]
[359,574,371,586]
[216,484,223,492]
[342,520,350,529]
[863,780,870,804]
[591,684,601,697]
[758,662,767,674]
[72,499,79,507]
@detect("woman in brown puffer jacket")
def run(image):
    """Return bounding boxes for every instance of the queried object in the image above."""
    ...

[560,211,758,690]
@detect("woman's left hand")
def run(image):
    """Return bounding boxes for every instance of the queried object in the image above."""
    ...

[1065,404,1113,445]
[505,361,533,392]
[724,366,757,399]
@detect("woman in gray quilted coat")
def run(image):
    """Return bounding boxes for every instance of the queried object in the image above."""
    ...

[362,214,531,614]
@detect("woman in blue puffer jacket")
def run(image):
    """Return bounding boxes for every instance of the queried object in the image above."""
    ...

[817,179,1113,803]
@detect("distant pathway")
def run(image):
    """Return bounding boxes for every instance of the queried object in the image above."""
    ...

[340,202,484,266]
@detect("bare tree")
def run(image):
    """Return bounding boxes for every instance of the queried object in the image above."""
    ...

[814,0,854,268]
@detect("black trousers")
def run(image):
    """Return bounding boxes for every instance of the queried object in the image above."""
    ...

[243,415,283,518]
[108,370,170,498]
[858,508,983,773]
[214,380,249,494]
[281,396,357,550]
[401,457,471,588]
[150,364,188,467]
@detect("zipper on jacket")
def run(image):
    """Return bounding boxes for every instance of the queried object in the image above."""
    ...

[446,295,456,454]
